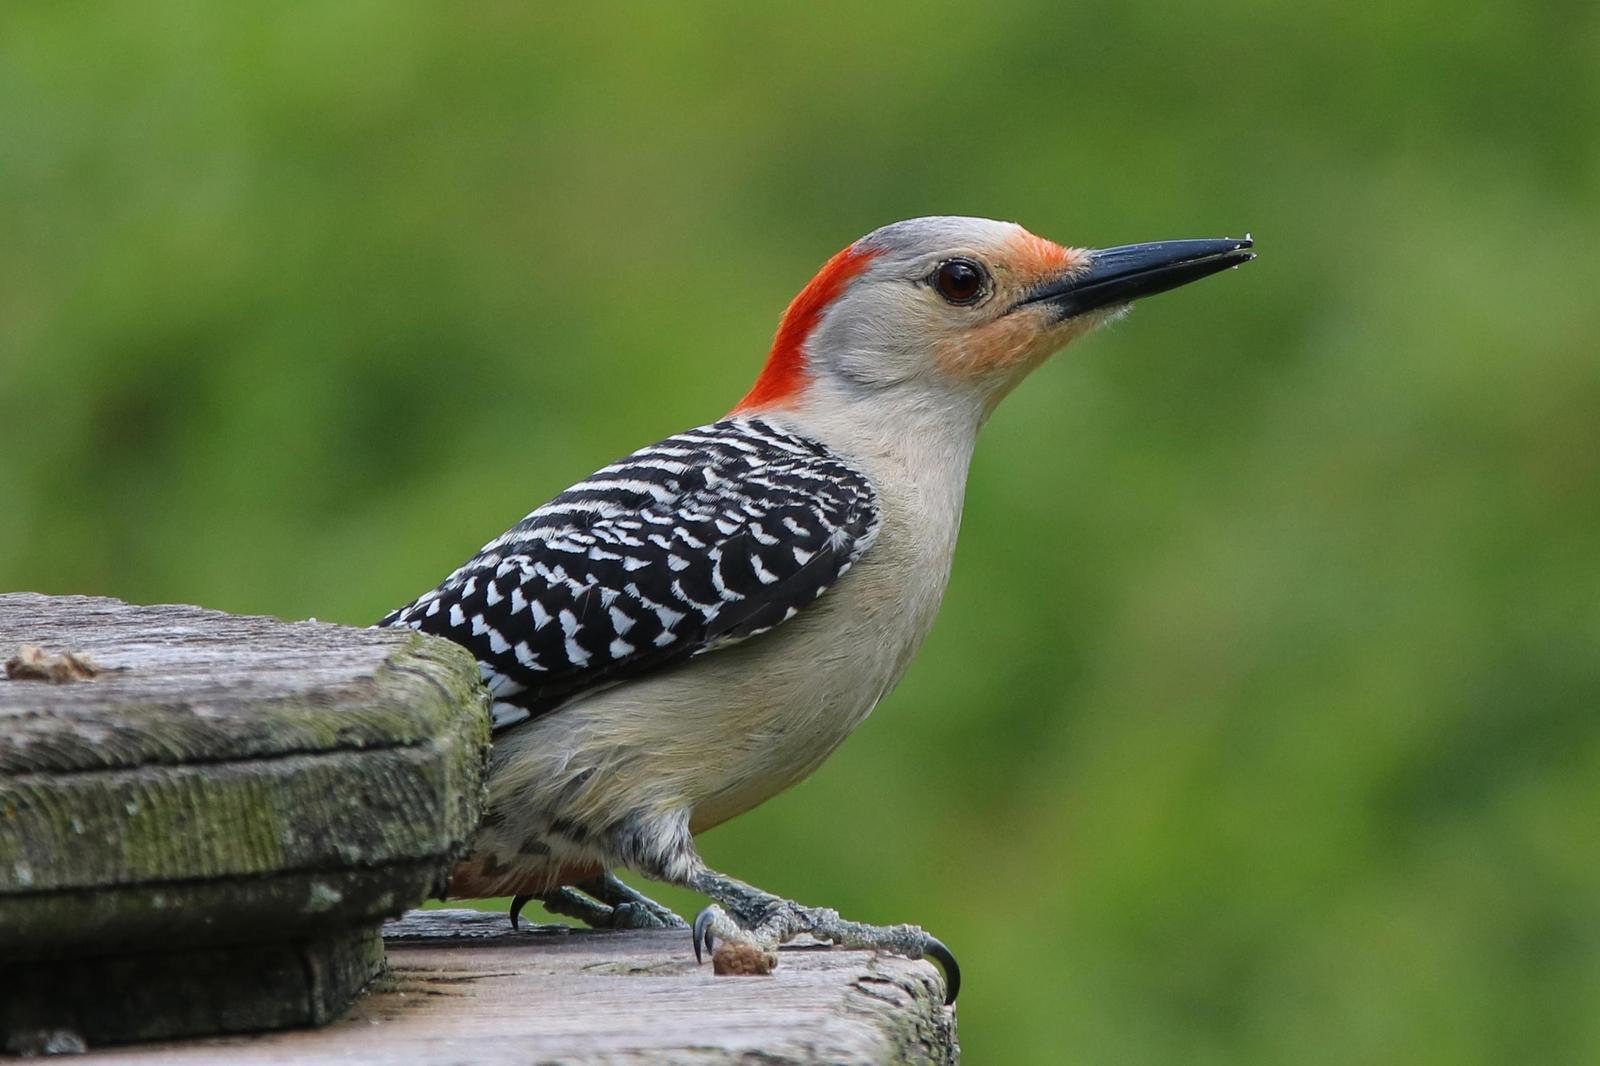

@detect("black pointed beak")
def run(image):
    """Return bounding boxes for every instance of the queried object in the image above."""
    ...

[1020,237,1255,319]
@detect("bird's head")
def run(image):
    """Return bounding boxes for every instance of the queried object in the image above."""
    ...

[736,216,1253,419]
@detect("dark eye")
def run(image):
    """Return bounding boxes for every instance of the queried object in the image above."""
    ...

[931,258,988,305]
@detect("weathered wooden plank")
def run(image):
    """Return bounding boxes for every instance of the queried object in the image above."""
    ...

[0,864,439,960]
[5,745,468,892]
[0,594,488,773]
[64,910,961,1064]
[2,927,385,1053]
[0,593,492,1044]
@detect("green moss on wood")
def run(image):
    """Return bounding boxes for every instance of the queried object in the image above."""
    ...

[0,595,492,973]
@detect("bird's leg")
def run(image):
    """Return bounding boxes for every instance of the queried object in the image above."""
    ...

[574,872,688,930]
[684,867,960,1004]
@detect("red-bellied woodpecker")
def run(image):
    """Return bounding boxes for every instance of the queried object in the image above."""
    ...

[380,217,1254,1003]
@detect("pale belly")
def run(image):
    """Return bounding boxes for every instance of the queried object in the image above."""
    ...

[450,515,953,897]
[449,416,974,898]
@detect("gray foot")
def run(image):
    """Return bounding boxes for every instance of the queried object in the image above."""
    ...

[508,875,687,932]
[686,870,960,1004]
[577,873,688,930]
[511,886,611,929]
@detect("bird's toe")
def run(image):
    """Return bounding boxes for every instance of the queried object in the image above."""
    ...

[921,934,961,1005]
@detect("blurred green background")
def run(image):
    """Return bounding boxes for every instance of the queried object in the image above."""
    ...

[3,3,1598,1062]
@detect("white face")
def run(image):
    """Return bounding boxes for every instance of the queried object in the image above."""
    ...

[806,216,1110,407]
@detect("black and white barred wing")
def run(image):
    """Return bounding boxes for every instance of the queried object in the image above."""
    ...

[378,418,880,730]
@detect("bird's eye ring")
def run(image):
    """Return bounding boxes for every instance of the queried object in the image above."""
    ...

[931,258,988,305]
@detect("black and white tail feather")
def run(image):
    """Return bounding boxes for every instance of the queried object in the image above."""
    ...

[378,417,881,731]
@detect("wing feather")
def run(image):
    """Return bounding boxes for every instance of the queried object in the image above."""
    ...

[378,417,879,729]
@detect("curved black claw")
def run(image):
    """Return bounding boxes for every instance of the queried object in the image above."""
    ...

[923,936,961,1005]
[508,893,533,931]
[692,908,716,964]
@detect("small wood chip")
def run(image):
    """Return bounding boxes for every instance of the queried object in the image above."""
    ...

[4,644,104,683]
[711,941,778,977]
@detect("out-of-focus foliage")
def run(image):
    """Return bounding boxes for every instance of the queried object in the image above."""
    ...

[3,3,1597,1061]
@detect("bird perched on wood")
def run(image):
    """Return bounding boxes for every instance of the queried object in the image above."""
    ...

[379,216,1254,1004]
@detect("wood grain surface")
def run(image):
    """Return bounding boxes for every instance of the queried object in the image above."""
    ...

[70,909,960,1065]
